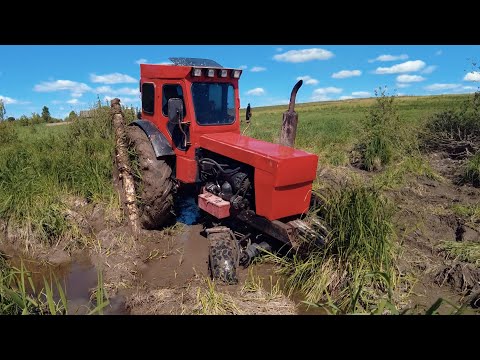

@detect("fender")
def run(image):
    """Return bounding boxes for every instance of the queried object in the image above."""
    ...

[130,120,174,157]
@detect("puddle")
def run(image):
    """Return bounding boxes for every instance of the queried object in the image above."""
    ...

[140,224,209,288]
[5,253,128,315]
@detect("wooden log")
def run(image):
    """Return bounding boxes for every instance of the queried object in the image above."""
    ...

[110,98,139,235]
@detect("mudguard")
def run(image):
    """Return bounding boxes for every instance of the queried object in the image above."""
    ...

[130,120,174,157]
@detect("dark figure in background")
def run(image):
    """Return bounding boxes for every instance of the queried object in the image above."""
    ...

[246,103,252,123]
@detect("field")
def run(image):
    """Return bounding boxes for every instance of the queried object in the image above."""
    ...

[1,93,479,315]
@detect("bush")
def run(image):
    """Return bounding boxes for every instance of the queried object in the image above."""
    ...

[0,121,18,144]
[425,92,480,142]
[355,88,405,171]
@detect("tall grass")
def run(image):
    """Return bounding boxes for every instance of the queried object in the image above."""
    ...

[354,88,417,171]
[463,153,480,187]
[0,105,118,248]
[0,256,67,315]
[267,183,397,313]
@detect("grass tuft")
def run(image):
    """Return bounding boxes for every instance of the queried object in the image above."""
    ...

[439,241,480,266]
[463,153,480,187]
[267,182,397,313]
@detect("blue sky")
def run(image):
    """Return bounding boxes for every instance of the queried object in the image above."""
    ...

[0,45,479,119]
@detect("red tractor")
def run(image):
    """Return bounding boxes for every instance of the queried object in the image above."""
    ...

[125,58,324,284]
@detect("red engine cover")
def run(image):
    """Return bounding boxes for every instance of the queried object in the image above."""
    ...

[199,132,318,220]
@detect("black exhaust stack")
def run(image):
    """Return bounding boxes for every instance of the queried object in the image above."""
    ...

[279,80,303,148]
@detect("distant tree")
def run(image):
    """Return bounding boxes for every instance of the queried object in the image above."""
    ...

[41,106,51,123]
[67,110,78,122]
[0,99,5,122]
[7,116,15,122]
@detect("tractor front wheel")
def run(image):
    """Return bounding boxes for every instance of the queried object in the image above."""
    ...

[126,126,175,229]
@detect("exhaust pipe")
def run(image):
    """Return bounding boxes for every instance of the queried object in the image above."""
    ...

[279,80,303,148]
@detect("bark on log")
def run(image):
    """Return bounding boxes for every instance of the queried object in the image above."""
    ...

[111,98,139,234]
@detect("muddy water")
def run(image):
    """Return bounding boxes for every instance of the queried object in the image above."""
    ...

[140,224,210,288]
[5,254,127,315]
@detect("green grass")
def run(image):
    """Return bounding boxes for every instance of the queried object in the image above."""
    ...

[195,277,240,315]
[266,182,398,313]
[463,153,480,187]
[439,241,480,266]
[241,94,472,165]
[0,106,118,248]
[451,204,480,224]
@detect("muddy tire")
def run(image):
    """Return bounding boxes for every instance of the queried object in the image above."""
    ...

[207,227,240,285]
[126,126,175,229]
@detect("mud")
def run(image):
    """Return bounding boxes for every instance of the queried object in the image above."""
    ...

[3,146,480,315]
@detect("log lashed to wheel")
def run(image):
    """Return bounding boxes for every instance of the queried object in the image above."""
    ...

[125,126,175,229]
[111,98,140,234]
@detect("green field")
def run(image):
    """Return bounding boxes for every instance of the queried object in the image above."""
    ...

[241,94,471,165]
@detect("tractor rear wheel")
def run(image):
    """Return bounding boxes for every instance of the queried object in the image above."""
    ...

[126,126,175,229]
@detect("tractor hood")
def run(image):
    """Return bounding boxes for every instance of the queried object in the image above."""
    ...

[200,132,318,220]
[199,132,318,187]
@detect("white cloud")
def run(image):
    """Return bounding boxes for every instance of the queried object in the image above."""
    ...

[273,48,334,63]
[276,48,283,52]
[34,80,92,98]
[396,74,426,83]
[464,71,480,82]
[340,96,354,100]
[396,83,411,88]
[331,69,362,79]
[238,65,248,70]
[374,60,426,74]
[296,75,319,86]
[51,100,62,105]
[351,91,370,97]
[424,83,461,91]
[135,58,148,64]
[95,86,113,94]
[422,65,437,74]
[250,66,267,72]
[67,98,80,104]
[90,73,137,84]
[157,61,173,65]
[435,50,442,56]
[368,54,408,63]
[246,88,266,96]
[0,95,18,105]
[117,87,140,96]
[311,87,342,101]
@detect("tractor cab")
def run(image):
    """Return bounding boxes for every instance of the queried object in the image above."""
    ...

[139,58,242,153]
